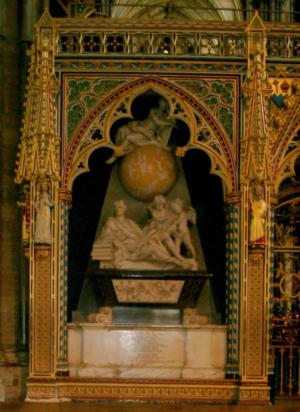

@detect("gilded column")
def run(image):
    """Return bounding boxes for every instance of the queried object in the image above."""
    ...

[225,192,241,378]
[239,184,272,403]
[55,189,72,375]
[15,10,60,387]
[268,194,277,374]
[18,0,47,370]
[239,12,273,404]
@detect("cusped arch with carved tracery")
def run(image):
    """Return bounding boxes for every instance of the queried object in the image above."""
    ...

[63,76,238,194]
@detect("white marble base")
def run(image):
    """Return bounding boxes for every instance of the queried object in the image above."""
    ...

[68,323,227,379]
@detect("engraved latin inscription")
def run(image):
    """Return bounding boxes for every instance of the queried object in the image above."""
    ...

[109,330,184,366]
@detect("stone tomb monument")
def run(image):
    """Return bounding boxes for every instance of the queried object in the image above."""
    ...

[69,93,227,379]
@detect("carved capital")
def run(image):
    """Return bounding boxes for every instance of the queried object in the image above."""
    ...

[270,193,279,206]
[225,191,241,205]
[58,189,72,206]
[35,245,51,259]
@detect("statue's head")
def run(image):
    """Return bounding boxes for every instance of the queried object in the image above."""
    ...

[251,180,264,200]
[40,182,49,193]
[152,195,166,210]
[170,198,183,213]
[114,200,127,216]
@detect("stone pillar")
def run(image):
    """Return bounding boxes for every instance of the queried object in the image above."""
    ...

[0,0,6,375]
[0,0,20,365]
[225,192,241,378]
[0,0,28,401]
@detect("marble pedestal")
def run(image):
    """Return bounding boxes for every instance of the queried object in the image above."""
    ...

[68,323,227,379]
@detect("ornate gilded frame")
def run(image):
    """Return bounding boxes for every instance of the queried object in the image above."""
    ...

[15,9,300,404]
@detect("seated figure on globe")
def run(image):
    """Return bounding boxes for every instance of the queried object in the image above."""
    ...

[91,197,198,271]
[106,98,176,164]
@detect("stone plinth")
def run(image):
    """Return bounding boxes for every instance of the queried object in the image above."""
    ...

[68,323,227,379]
[0,366,27,401]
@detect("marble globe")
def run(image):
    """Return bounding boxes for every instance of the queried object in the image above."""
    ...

[119,144,177,201]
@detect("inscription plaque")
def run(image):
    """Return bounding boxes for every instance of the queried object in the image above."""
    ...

[109,330,184,366]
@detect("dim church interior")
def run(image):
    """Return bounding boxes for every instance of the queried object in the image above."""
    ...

[0,0,300,410]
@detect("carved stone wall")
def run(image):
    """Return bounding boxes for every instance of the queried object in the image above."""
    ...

[0,0,27,401]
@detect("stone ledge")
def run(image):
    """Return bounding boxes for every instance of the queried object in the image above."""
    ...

[68,323,227,380]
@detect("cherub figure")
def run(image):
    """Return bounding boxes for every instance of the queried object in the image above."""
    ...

[145,195,182,260]
[169,198,197,258]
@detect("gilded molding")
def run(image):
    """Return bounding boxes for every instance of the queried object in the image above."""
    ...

[27,379,239,402]
[239,384,271,404]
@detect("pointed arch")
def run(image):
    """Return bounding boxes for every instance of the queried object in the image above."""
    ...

[62,76,237,193]
[273,100,300,192]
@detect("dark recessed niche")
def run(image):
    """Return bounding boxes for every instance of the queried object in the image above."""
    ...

[68,147,112,318]
[182,149,226,318]
[68,145,226,321]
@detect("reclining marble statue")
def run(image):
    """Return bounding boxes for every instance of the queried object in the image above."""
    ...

[91,196,198,270]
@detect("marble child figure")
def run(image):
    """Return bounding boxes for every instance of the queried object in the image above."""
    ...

[144,195,180,258]
[34,182,53,244]
[169,197,197,258]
